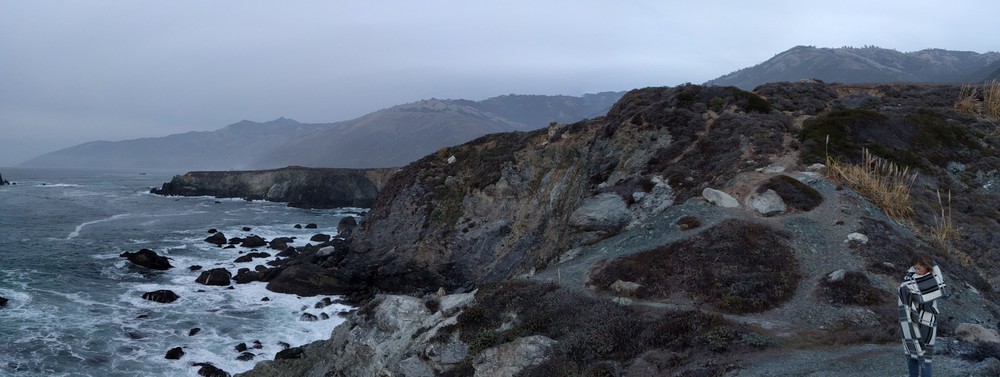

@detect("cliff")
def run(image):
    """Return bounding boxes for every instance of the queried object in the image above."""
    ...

[151,166,396,209]
[239,82,1000,376]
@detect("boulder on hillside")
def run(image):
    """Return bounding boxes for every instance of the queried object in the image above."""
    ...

[141,290,180,303]
[120,249,173,270]
[265,264,348,296]
[702,188,740,208]
[195,268,232,286]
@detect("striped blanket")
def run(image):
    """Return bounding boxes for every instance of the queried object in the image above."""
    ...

[897,264,949,361]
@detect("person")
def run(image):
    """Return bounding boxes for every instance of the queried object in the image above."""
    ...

[898,252,950,377]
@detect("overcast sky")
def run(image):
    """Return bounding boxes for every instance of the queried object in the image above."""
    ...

[1,1,997,166]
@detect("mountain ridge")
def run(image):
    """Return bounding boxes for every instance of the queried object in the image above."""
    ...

[19,92,624,171]
[706,45,1000,89]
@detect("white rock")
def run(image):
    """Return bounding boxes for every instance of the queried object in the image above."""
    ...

[828,269,847,282]
[956,323,1000,343]
[317,246,336,257]
[702,188,739,208]
[846,233,869,244]
[807,163,826,172]
[447,155,457,164]
[763,165,786,173]
[748,189,787,216]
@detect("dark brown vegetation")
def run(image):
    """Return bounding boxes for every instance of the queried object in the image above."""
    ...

[757,175,823,211]
[816,271,886,306]
[445,280,768,376]
[589,219,801,314]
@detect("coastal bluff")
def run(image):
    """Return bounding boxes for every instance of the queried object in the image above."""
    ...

[151,166,396,208]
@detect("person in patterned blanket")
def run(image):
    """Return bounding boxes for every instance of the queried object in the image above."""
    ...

[898,252,950,377]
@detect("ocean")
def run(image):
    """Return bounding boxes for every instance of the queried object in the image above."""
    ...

[0,168,355,377]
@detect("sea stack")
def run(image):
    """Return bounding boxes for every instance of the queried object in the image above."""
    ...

[1,172,9,185]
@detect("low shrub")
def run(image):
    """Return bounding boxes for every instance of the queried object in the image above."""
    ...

[590,219,802,314]
[816,271,885,306]
[758,175,823,211]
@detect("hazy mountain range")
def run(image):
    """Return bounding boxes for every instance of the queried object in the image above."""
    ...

[19,92,624,171]
[705,45,1000,89]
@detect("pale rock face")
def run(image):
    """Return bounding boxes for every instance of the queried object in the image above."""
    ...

[472,335,557,377]
[702,188,740,208]
[847,233,869,244]
[568,193,630,232]
[748,189,787,216]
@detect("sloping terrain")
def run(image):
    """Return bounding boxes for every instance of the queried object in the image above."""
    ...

[238,82,1000,376]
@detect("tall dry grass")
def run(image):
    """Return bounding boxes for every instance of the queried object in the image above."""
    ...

[986,80,1000,119]
[955,83,978,115]
[825,146,917,221]
[930,190,960,243]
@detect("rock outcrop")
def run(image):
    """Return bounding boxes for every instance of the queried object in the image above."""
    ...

[0,172,8,185]
[151,166,396,209]
[120,249,173,270]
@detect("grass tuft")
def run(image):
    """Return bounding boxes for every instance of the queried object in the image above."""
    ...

[825,147,916,221]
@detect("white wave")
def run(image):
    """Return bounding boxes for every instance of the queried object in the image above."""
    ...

[67,214,131,240]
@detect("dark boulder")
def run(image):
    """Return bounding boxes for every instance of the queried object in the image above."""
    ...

[241,227,252,232]
[268,237,294,250]
[0,296,7,307]
[205,232,227,246]
[141,290,180,303]
[195,268,232,286]
[235,343,248,352]
[233,252,271,263]
[120,249,173,270]
[276,247,298,258]
[1,172,9,185]
[189,265,203,271]
[165,347,184,360]
[192,362,230,377]
[265,264,348,296]
[299,313,318,322]
[189,328,201,336]
[236,352,255,361]
[337,216,358,237]
[304,223,318,229]
[275,347,304,360]
[233,265,280,284]
[309,233,331,242]
[240,235,267,248]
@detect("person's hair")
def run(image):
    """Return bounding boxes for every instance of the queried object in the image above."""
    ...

[911,252,935,270]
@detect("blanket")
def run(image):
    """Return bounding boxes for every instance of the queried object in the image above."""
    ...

[897,264,949,361]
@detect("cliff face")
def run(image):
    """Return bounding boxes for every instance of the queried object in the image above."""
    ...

[152,166,395,209]
[347,85,796,292]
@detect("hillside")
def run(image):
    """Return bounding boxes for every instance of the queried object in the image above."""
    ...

[231,82,1000,376]
[706,46,1000,89]
[19,93,623,171]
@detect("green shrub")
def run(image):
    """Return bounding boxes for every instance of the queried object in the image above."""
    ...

[758,175,823,211]
[798,109,888,164]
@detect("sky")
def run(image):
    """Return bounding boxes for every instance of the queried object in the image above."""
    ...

[1,1,998,166]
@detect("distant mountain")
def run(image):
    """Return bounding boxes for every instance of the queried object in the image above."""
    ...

[20,92,624,171]
[19,118,328,170]
[705,46,1000,89]
[257,92,623,169]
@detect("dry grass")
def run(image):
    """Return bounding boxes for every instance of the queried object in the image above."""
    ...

[825,146,917,221]
[930,190,961,244]
[987,80,1000,119]
[955,83,978,115]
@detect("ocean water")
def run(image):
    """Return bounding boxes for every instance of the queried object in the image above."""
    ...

[0,168,355,377]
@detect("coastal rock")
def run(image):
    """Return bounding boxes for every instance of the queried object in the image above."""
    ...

[240,235,268,248]
[0,296,7,306]
[275,347,304,360]
[268,237,293,250]
[337,216,358,238]
[205,232,227,246]
[196,268,232,286]
[237,352,256,361]
[193,362,230,377]
[141,290,180,303]
[234,252,271,264]
[234,265,278,284]
[165,347,184,360]
[0,172,9,185]
[265,264,347,296]
[120,249,173,270]
[309,234,331,243]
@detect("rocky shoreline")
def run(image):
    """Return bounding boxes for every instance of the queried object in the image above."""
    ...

[150,166,396,209]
